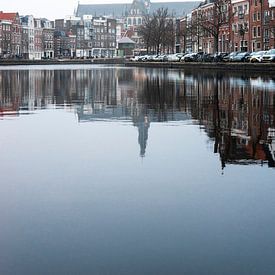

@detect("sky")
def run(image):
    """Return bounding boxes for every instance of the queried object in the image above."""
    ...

[0,0,196,20]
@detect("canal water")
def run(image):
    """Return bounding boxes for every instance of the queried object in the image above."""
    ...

[0,65,274,275]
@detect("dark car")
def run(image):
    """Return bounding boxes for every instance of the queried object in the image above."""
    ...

[231,52,250,62]
[213,52,229,62]
[181,53,198,62]
[197,52,214,62]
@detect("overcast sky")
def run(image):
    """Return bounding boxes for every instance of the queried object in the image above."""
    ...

[1,0,195,20]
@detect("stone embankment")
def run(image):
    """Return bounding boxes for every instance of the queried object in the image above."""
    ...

[1,58,275,75]
[125,61,275,74]
[0,58,125,66]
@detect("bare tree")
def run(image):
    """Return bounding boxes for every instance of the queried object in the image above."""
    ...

[163,18,175,53]
[178,16,194,53]
[138,15,156,54]
[195,0,232,53]
[139,8,175,54]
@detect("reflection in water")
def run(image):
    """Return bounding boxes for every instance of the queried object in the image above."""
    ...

[0,66,275,168]
[1,66,275,275]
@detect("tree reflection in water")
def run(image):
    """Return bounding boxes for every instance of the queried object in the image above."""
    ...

[0,66,274,168]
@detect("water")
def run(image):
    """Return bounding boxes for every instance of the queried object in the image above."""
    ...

[0,65,274,275]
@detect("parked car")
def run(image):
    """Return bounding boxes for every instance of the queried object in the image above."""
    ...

[167,53,185,62]
[181,53,198,62]
[261,49,275,63]
[152,55,161,61]
[137,55,150,61]
[231,52,250,62]
[197,53,214,62]
[249,51,266,63]
[130,56,140,61]
[223,51,240,62]
[146,55,157,62]
[213,52,229,62]
[155,54,168,62]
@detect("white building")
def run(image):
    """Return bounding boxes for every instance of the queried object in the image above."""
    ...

[21,15,35,59]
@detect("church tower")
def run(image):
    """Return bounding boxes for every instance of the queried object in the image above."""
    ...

[126,0,151,27]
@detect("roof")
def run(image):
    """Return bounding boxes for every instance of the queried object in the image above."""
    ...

[76,4,129,18]
[76,1,200,18]
[118,37,135,44]
[151,2,200,16]
[0,12,18,21]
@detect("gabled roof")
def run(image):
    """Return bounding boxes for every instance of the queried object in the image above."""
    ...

[0,12,18,21]
[118,36,136,44]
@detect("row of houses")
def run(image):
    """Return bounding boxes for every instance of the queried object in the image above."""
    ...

[0,12,54,59]
[0,0,200,59]
[0,11,117,59]
[1,0,275,59]
[179,0,275,53]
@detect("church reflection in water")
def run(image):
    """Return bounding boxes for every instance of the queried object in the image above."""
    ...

[0,67,274,168]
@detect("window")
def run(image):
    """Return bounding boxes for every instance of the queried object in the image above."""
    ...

[257,12,261,21]
[238,23,242,31]
[253,13,257,21]
[253,26,257,37]
[257,26,261,36]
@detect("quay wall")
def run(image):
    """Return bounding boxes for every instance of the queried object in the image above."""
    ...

[0,58,125,66]
[1,58,275,75]
[125,61,275,74]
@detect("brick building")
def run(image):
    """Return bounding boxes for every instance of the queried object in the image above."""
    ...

[186,0,275,53]
[0,12,22,58]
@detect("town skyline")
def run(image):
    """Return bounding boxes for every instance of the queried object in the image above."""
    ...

[1,0,198,20]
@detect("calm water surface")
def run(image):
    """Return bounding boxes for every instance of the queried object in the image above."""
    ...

[0,65,274,275]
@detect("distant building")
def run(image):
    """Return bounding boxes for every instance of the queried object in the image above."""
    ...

[0,19,13,58]
[34,18,44,60]
[68,15,116,58]
[76,1,200,18]
[21,15,35,59]
[41,19,54,58]
[118,36,135,57]
[0,11,22,58]
[76,0,200,53]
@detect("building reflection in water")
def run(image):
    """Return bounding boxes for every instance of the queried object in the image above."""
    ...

[0,67,274,167]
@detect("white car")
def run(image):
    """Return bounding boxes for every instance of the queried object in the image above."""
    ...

[249,51,266,63]
[130,56,140,61]
[167,53,185,62]
[262,49,275,63]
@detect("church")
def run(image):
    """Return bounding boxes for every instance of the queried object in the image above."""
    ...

[76,0,200,19]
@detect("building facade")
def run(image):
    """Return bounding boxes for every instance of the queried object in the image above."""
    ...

[0,12,22,58]
[186,0,275,54]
